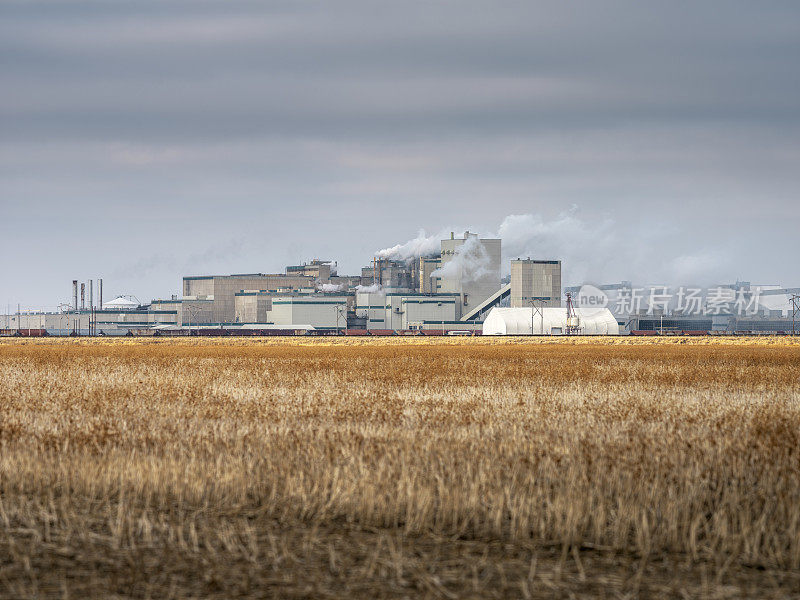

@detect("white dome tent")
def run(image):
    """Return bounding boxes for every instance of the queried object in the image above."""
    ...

[102,296,140,310]
[482,307,619,335]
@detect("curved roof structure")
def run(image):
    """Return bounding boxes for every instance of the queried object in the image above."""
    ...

[483,307,619,335]
[102,296,139,310]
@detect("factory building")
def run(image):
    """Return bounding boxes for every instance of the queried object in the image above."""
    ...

[355,290,389,329]
[10,228,795,336]
[270,296,349,330]
[627,314,798,334]
[183,273,315,324]
[3,311,90,335]
[234,292,273,323]
[285,259,335,280]
[418,257,441,293]
[150,298,216,327]
[1,231,559,335]
[234,290,355,326]
[510,259,562,308]
[356,291,460,330]
[399,295,459,328]
[366,259,419,290]
[4,304,178,336]
[284,260,361,290]
[438,232,502,309]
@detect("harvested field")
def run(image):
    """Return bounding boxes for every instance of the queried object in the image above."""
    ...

[1,337,800,598]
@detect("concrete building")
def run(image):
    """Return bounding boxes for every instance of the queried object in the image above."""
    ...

[234,292,272,323]
[367,259,418,290]
[356,291,460,330]
[148,298,215,327]
[183,273,314,324]
[355,290,388,329]
[3,306,179,336]
[438,232,501,310]
[626,314,797,334]
[510,259,562,308]
[286,260,335,281]
[396,294,459,329]
[418,257,441,293]
[327,275,362,291]
[2,311,89,335]
[269,296,349,330]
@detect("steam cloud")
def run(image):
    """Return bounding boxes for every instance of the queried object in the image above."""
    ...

[498,211,733,286]
[375,229,446,261]
[317,283,343,292]
[431,235,493,284]
[375,212,600,283]
[355,283,384,295]
[375,209,731,286]
[497,210,615,283]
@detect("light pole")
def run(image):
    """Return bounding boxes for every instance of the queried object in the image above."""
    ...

[58,303,71,336]
[334,303,345,335]
[529,297,542,335]
[186,304,201,336]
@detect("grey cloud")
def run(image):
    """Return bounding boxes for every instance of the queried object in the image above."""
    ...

[1,0,798,308]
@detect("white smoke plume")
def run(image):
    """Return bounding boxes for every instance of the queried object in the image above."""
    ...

[376,211,609,285]
[355,283,384,295]
[499,210,613,264]
[317,283,343,293]
[375,229,444,261]
[377,212,600,274]
[431,235,493,284]
[497,210,616,282]
[375,207,730,287]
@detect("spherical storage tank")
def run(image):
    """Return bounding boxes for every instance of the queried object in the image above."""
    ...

[482,307,619,335]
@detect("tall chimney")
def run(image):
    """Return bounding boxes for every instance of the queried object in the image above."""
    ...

[99,279,103,309]
[89,280,93,310]
[73,280,78,310]
[80,283,85,310]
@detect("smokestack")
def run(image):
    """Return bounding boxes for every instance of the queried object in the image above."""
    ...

[99,279,103,309]
[73,280,78,310]
[89,280,93,310]
[80,283,85,310]
[450,232,454,240]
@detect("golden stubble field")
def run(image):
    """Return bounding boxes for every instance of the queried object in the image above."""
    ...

[1,336,799,599]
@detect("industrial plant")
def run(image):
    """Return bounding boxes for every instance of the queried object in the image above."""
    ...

[3,230,799,336]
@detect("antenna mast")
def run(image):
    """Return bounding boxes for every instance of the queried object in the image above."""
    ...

[565,292,581,335]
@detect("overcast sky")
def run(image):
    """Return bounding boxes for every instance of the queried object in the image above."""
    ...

[2,0,799,309]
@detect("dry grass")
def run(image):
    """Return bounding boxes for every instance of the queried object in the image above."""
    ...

[1,336,800,599]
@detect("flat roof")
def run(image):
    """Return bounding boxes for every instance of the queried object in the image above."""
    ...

[151,298,213,303]
[356,291,460,297]
[183,273,296,280]
[511,259,561,264]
